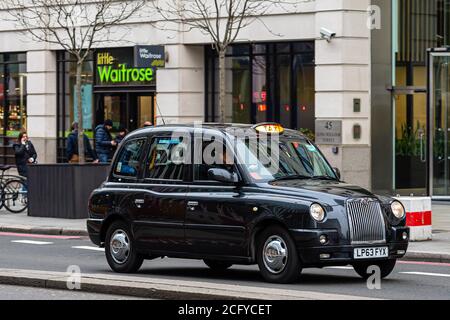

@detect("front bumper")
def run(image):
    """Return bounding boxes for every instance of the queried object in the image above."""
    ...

[289,227,409,267]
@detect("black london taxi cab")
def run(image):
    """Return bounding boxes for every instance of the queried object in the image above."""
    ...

[87,123,409,284]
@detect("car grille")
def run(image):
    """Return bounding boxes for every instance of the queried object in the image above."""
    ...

[346,198,386,244]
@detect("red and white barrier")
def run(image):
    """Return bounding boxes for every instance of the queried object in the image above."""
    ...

[395,197,432,242]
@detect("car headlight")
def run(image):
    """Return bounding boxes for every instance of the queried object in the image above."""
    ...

[391,201,405,219]
[310,203,326,222]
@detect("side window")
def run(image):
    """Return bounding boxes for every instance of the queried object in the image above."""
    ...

[194,140,234,181]
[113,138,146,178]
[145,137,186,181]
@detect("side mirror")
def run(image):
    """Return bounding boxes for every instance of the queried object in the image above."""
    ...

[333,167,341,181]
[207,168,239,184]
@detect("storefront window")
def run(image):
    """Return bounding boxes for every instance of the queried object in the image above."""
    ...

[205,42,315,132]
[0,53,27,138]
[393,0,450,194]
[0,53,27,165]
[56,52,95,162]
[277,55,291,128]
[252,55,268,123]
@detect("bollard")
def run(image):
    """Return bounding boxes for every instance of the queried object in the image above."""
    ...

[394,197,432,242]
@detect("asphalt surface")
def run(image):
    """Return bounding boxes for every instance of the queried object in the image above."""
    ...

[0,232,449,300]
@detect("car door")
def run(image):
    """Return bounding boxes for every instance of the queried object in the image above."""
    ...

[185,133,249,258]
[132,132,189,253]
[109,136,148,228]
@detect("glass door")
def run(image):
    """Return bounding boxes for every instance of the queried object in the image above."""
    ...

[430,51,450,197]
[394,91,428,196]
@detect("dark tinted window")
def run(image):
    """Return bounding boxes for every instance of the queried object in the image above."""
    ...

[113,138,146,177]
[146,137,186,181]
[194,140,234,181]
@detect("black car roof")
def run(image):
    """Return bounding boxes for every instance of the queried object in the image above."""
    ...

[126,123,308,140]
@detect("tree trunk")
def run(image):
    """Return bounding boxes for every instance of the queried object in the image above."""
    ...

[76,61,85,164]
[218,49,226,123]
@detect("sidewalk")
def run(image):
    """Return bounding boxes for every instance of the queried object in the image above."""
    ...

[406,202,450,262]
[0,204,449,262]
[0,211,87,236]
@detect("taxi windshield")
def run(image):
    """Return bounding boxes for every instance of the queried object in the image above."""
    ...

[234,137,337,182]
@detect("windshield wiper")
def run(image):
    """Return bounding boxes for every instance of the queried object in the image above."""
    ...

[270,174,311,182]
[311,175,338,181]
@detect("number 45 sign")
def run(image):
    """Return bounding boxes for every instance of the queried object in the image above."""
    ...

[315,120,342,145]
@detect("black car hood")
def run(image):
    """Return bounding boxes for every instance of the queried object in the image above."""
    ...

[263,180,377,206]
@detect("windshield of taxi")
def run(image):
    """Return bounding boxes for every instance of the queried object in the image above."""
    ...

[234,136,337,182]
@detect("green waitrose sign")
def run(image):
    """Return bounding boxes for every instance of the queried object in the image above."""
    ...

[96,49,157,85]
[97,64,154,83]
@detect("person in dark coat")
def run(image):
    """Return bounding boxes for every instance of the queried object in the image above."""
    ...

[66,122,99,163]
[13,131,37,179]
[95,119,116,163]
[114,125,128,146]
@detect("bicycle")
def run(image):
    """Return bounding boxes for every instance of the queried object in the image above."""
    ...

[0,165,28,214]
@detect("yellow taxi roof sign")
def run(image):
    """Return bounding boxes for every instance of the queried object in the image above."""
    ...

[252,123,285,134]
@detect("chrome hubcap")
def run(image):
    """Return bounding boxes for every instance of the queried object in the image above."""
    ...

[110,229,130,264]
[263,235,288,274]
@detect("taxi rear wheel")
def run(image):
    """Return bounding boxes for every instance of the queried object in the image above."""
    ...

[203,260,233,271]
[353,259,397,280]
[105,220,144,273]
[256,226,301,284]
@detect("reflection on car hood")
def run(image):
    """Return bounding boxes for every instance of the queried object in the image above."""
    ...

[265,180,377,206]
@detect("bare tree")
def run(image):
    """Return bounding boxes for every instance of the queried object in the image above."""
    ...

[1,0,147,163]
[153,0,312,123]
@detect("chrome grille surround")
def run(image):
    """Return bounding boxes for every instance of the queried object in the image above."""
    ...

[346,198,387,245]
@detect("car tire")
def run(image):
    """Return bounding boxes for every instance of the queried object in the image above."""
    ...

[203,260,233,271]
[105,220,144,273]
[353,259,397,280]
[256,226,301,284]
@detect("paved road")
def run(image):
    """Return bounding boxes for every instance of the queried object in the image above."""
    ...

[0,232,449,300]
[0,284,145,300]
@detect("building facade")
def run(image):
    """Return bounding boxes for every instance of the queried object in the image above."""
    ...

[0,0,448,197]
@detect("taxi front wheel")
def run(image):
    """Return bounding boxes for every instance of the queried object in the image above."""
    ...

[256,226,302,284]
[353,259,397,280]
[105,221,144,273]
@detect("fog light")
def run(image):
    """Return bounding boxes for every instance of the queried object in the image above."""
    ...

[397,250,406,255]
[320,253,331,260]
[319,235,328,245]
[402,232,408,240]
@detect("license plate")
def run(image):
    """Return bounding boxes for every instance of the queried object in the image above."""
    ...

[354,247,389,260]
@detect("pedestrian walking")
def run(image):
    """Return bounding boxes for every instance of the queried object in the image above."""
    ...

[95,119,116,163]
[66,122,99,163]
[13,131,37,179]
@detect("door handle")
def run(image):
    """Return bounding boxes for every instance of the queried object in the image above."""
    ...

[187,201,199,211]
[419,130,426,163]
[134,199,145,208]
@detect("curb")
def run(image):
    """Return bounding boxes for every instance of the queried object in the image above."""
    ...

[0,226,88,237]
[0,269,375,300]
[403,251,450,264]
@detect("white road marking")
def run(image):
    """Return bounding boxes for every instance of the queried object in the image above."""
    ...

[324,266,353,270]
[11,240,53,245]
[72,246,105,252]
[400,272,450,278]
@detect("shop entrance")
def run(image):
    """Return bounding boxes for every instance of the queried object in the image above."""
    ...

[429,49,450,198]
[95,93,155,133]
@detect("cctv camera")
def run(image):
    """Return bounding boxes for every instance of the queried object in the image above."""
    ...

[320,28,336,42]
